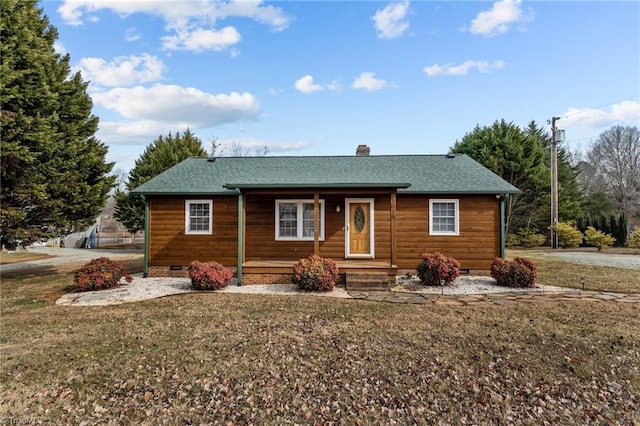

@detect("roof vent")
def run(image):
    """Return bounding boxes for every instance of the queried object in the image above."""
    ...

[207,156,216,162]
[446,153,456,158]
[356,144,370,156]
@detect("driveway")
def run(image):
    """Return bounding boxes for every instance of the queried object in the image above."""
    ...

[531,251,640,270]
[1,246,143,275]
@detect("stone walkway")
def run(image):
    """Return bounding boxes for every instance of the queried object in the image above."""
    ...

[348,290,640,306]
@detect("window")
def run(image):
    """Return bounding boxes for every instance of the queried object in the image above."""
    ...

[185,200,213,235]
[429,199,459,236]
[276,200,324,240]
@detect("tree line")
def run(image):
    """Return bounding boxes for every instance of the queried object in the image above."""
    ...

[2,0,638,249]
[451,120,639,245]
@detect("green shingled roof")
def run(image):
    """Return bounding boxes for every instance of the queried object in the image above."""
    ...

[132,154,520,195]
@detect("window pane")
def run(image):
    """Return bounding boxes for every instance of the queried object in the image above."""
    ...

[188,202,210,232]
[279,203,297,238]
[432,202,456,233]
[302,203,315,237]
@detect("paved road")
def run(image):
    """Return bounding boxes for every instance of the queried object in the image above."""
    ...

[533,251,640,270]
[1,246,143,274]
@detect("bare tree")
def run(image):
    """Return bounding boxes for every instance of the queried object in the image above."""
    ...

[209,136,223,157]
[229,141,269,157]
[229,141,251,157]
[586,125,640,216]
[111,168,128,194]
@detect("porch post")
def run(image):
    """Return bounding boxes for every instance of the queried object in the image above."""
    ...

[390,192,397,266]
[500,195,506,259]
[143,196,149,277]
[237,191,244,283]
[313,192,320,255]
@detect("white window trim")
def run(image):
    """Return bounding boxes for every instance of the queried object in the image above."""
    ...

[275,199,325,241]
[429,199,460,236]
[185,199,213,235]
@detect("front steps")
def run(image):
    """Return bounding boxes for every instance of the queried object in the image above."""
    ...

[345,272,390,291]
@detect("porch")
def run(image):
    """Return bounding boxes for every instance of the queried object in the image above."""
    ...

[241,259,398,288]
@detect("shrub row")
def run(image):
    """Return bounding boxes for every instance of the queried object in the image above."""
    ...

[75,251,546,294]
[551,221,617,250]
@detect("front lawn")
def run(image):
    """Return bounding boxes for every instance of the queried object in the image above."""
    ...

[509,248,640,293]
[1,271,638,424]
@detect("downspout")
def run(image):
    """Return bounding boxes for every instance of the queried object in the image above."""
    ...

[143,196,149,277]
[236,190,243,285]
[500,194,506,259]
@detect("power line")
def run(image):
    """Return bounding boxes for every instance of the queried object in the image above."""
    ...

[562,94,640,120]
[565,135,598,143]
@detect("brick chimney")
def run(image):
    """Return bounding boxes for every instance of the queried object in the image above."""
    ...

[356,144,370,156]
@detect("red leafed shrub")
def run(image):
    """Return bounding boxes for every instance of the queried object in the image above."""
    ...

[188,260,233,290]
[74,257,133,291]
[292,254,338,292]
[417,252,460,286]
[490,257,537,288]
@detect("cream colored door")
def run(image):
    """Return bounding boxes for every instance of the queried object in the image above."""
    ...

[346,199,374,257]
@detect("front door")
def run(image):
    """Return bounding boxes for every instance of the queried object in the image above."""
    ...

[345,198,374,258]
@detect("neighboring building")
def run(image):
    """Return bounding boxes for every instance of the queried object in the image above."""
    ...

[132,147,520,285]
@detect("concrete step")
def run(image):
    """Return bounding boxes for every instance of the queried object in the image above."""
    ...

[345,272,390,291]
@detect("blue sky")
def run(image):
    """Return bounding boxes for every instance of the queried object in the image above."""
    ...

[41,0,639,175]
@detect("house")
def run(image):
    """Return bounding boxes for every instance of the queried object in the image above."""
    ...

[132,146,520,285]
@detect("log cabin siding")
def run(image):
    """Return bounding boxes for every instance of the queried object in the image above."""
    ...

[244,193,392,263]
[395,194,500,270]
[147,195,238,267]
[146,192,501,274]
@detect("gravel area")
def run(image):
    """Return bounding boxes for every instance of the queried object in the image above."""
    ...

[56,274,567,307]
[393,275,564,295]
[56,274,352,307]
[534,251,640,270]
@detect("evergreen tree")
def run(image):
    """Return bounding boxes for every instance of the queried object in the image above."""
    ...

[451,120,549,235]
[114,130,208,234]
[0,0,114,249]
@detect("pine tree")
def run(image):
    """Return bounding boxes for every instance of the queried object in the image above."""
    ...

[0,0,114,249]
[114,130,208,234]
[450,120,549,235]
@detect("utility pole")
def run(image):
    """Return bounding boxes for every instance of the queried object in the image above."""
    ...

[549,116,561,249]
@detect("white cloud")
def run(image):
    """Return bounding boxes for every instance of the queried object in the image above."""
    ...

[162,26,241,52]
[372,1,410,39]
[424,60,506,76]
[352,72,387,92]
[92,84,261,128]
[560,101,640,129]
[57,0,291,52]
[469,0,533,37]
[125,28,141,42]
[76,54,165,87]
[53,41,67,55]
[294,75,324,94]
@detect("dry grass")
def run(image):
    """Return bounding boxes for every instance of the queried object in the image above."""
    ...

[1,269,639,424]
[0,252,51,265]
[508,248,640,293]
